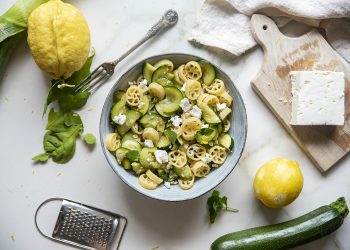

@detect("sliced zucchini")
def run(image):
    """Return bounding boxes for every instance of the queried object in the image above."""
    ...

[122,158,131,170]
[116,110,141,135]
[139,113,165,132]
[157,135,172,150]
[155,86,183,117]
[136,95,150,115]
[174,165,192,179]
[155,77,173,87]
[139,147,157,168]
[115,148,129,164]
[113,90,126,102]
[152,66,174,84]
[195,128,217,144]
[143,62,156,83]
[198,101,221,124]
[131,162,146,175]
[110,99,127,120]
[218,133,234,151]
[121,132,142,152]
[154,59,174,71]
[198,60,215,85]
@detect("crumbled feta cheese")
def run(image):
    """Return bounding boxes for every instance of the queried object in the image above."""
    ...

[154,150,168,164]
[180,98,191,112]
[139,79,148,85]
[138,101,145,109]
[139,81,148,92]
[216,103,227,111]
[202,123,209,128]
[183,144,189,149]
[170,115,183,127]
[202,153,212,164]
[190,105,202,119]
[164,181,171,189]
[112,114,126,125]
[144,139,154,148]
[212,164,219,168]
[192,145,199,151]
[181,83,187,92]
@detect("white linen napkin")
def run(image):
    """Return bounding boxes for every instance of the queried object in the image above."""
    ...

[189,0,350,61]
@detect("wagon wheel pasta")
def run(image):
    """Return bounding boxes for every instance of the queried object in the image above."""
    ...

[187,144,206,161]
[126,85,143,106]
[178,176,195,190]
[184,61,202,81]
[131,123,143,135]
[138,173,158,190]
[168,150,187,168]
[181,117,202,141]
[185,80,202,100]
[219,90,233,106]
[105,133,120,152]
[191,161,210,177]
[223,120,231,132]
[205,79,225,96]
[142,127,160,144]
[209,145,227,164]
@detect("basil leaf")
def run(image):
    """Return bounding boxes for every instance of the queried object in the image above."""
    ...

[126,150,140,162]
[164,130,177,144]
[66,50,95,85]
[58,91,90,111]
[207,190,238,224]
[82,133,96,145]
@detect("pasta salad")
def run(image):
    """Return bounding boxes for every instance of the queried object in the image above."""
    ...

[105,59,234,190]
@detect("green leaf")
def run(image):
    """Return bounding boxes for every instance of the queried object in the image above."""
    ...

[44,124,83,163]
[207,190,238,224]
[32,152,49,162]
[58,91,90,111]
[82,133,96,145]
[42,79,62,116]
[125,150,140,162]
[164,130,177,144]
[66,51,95,85]
[64,112,83,127]
[46,108,67,132]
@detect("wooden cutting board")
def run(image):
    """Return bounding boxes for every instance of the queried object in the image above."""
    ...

[250,14,350,172]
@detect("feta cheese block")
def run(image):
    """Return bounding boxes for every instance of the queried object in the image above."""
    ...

[290,71,345,125]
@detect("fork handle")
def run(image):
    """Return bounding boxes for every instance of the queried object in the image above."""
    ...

[111,10,178,66]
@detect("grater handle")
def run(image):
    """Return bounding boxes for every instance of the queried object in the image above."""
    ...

[34,197,64,241]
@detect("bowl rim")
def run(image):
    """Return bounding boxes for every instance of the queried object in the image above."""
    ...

[99,52,248,202]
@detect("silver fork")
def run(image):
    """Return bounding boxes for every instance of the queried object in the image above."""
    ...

[74,9,178,94]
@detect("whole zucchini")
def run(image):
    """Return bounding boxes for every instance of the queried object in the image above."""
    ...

[211,197,348,250]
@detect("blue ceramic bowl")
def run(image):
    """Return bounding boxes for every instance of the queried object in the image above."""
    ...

[100,53,247,201]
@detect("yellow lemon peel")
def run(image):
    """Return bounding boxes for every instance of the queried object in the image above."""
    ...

[27,0,90,79]
[253,158,304,208]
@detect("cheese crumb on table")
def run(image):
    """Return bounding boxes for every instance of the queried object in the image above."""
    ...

[290,71,345,125]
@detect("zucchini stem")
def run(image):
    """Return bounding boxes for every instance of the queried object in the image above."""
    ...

[330,197,349,219]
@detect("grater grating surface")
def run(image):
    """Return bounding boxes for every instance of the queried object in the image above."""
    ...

[35,198,127,250]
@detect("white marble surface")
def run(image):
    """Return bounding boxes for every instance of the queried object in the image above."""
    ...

[1,0,349,249]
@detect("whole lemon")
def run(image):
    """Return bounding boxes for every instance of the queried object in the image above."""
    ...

[27,0,90,79]
[253,158,303,208]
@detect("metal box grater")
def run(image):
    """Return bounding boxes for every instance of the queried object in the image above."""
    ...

[35,198,127,250]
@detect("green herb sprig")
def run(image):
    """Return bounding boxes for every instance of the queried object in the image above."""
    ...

[33,53,96,164]
[207,190,239,224]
